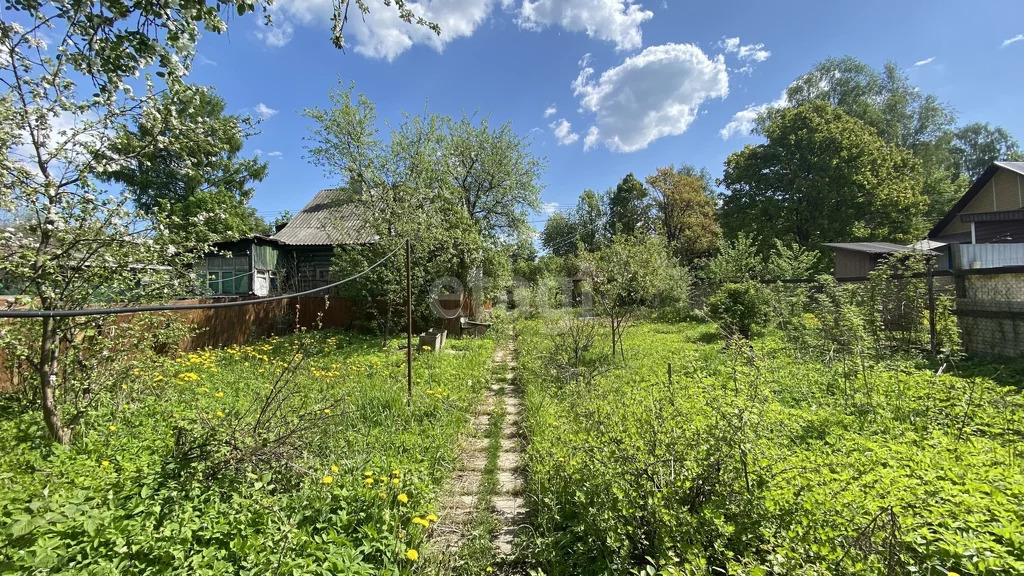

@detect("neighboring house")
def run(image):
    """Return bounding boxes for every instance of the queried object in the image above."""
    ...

[202,189,376,297]
[928,161,1024,269]
[823,242,936,280]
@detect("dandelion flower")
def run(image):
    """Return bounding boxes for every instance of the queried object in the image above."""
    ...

[214,391,224,398]
[200,387,210,392]
[487,567,493,573]
[391,478,400,485]
[323,408,331,415]
[397,493,409,504]
[426,513,438,522]
[101,460,110,467]
[108,425,117,431]
[412,517,429,527]
[364,471,373,478]
[216,411,225,418]
[331,465,339,473]
[379,492,387,499]
[364,478,374,487]
[405,549,419,561]
[322,475,334,484]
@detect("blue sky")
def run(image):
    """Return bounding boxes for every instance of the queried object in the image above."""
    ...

[187,0,1024,228]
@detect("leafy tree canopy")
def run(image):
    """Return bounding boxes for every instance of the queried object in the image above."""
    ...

[100,85,268,245]
[646,164,721,264]
[605,173,653,239]
[721,101,927,255]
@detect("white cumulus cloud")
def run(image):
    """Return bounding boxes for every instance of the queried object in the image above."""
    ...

[720,90,788,140]
[1002,34,1024,47]
[737,43,770,62]
[543,105,557,118]
[256,21,294,48]
[541,202,560,214]
[720,36,770,63]
[549,118,579,145]
[266,151,284,158]
[264,0,495,60]
[573,43,729,153]
[517,0,653,51]
[914,56,936,66]
[254,103,279,119]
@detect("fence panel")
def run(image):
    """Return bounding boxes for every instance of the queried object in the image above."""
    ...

[959,243,1024,269]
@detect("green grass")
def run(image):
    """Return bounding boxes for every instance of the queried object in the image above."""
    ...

[517,318,1024,576]
[0,330,495,575]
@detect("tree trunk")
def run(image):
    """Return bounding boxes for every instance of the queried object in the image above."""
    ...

[39,317,70,445]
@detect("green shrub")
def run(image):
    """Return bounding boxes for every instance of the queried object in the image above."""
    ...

[707,281,769,339]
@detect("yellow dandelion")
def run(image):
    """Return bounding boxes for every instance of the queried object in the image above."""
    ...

[391,478,400,485]
[331,465,339,473]
[216,411,225,418]
[214,391,224,398]
[412,517,429,527]
[200,387,210,392]
[392,469,400,477]
[405,549,419,561]
[100,460,110,467]
[322,476,334,484]
[323,408,331,415]
[364,478,374,487]
[379,492,387,499]
[487,568,493,573]
[426,513,438,522]
[364,471,373,478]
[108,425,117,431]
[397,493,409,504]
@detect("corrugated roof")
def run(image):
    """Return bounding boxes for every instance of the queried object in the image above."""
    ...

[823,242,934,254]
[271,189,377,246]
[928,161,1024,239]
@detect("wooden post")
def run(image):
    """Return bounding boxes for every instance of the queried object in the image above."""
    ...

[406,239,413,406]
[927,261,937,356]
[668,362,673,387]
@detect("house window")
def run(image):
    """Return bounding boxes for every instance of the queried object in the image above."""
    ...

[203,255,250,295]
[316,268,331,282]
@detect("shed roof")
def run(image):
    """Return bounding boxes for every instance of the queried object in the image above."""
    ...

[823,242,934,255]
[271,189,377,247]
[928,161,1024,239]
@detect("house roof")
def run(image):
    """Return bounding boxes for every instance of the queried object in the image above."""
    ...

[270,189,377,247]
[928,161,1024,239]
[823,242,935,255]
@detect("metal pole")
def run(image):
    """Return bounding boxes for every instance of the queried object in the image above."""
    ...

[406,238,413,405]
[927,260,937,356]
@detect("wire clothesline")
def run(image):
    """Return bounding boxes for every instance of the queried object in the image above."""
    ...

[0,245,404,319]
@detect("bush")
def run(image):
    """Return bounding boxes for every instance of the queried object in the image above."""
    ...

[707,281,769,339]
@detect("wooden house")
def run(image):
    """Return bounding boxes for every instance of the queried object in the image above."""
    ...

[928,162,1024,269]
[203,189,376,297]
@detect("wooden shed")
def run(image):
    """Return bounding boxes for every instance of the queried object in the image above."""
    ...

[823,242,935,280]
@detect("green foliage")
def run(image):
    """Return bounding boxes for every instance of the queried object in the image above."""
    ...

[646,164,721,264]
[540,212,578,257]
[700,233,766,289]
[605,173,653,239]
[0,330,497,574]
[516,319,1024,576]
[583,235,689,358]
[707,281,769,339]
[303,82,543,324]
[952,122,1024,180]
[100,84,269,245]
[721,101,928,255]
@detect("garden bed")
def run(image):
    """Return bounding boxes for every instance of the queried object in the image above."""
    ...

[0,330,495,574]
[516,318,1024,575]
